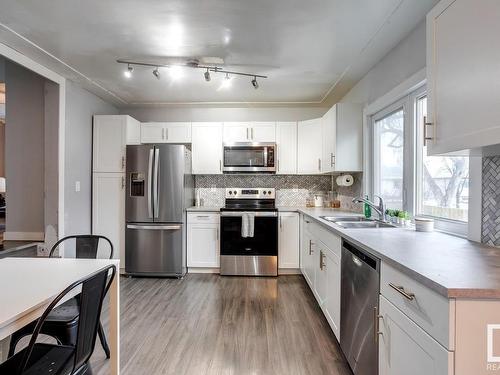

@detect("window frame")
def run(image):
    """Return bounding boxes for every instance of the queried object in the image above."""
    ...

[413,92,468,237]
[368,84,468,237]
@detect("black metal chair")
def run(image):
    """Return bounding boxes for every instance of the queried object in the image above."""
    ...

[8,235,114,359]
[0,264,116,375]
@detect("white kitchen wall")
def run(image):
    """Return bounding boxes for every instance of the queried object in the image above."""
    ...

[340,21,426,105]
[64,81,118,235]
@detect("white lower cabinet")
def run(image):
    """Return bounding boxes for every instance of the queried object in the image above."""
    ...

[187,213,220,268]
[278,212,300,269]
[92,172,125,265]
[300,215,342,339]
[323,248,341,339]
[379,295,453,375]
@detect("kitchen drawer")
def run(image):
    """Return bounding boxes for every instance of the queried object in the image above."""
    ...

[309,221,341,258]
[187,212,220,224]
[380,262,454,350]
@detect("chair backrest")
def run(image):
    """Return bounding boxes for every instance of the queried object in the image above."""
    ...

[17,265,116,375]
[49,235,114,259]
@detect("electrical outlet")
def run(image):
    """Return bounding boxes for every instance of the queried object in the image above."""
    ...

[293,185,299,193]
[211,184,217,192]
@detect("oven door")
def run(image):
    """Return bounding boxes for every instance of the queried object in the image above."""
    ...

[223,143,276,173]
[220,211,278,276]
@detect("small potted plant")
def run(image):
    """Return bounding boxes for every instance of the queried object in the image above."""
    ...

[398,210,410,226]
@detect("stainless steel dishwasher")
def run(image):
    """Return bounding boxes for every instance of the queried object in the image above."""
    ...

[340,240,380,375]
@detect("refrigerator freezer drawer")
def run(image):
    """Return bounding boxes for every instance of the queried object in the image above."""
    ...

[125,223,185,276]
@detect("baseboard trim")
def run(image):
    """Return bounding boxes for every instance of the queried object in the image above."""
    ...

[188,267,220,274]
[4,231,45,241]
[278,268,301,275]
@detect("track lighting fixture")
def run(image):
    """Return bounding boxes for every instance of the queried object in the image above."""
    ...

[117,59,268,88]
[152,67,160,80]
[124,64,133,78]
[251,76,259,89]
[204,68,211,82]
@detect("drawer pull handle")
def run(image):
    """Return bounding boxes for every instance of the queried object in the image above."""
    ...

[389,283,415,301]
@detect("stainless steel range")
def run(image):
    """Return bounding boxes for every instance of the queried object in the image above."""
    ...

[220,188,278,276]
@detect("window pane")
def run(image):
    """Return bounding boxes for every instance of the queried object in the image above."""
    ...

[374,109,404,210]
[418,96,469,222]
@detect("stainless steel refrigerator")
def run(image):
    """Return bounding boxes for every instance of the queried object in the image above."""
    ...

[125,144,193,277]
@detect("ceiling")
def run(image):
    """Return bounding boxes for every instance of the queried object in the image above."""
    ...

[0,0,438,107]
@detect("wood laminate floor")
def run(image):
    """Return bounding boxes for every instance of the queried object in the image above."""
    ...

[91,274,352,375]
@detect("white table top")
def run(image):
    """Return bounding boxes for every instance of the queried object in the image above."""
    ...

[0,257,119,339]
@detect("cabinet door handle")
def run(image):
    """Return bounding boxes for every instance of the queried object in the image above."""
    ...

[423,116,433,146]
[246,128,249,140]
[309,240,314,255]
[216,229,219,241]
[374,306,383,342]
[219,160,222,172]
[196,215,210,219]
[162,128,165,140]
[165,127,169,140]
[251,128,254,140]
[121,176,125,190]
[318,158,321,172]
[330,153,335,167]
[389,283,415,301]
[277,159,280,172]
[121,156,125,170]
[279,216,282,231]
[319,250,326,270]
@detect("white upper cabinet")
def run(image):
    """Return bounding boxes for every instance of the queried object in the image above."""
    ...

[141,122,191,144]
[223,122,250,143]
[322,103,362,172]
[251,122,276,142]
[223,122,276,143]
[297,118,323,174]
[426,0,500,155]
[192,122,223,174]
[278,212,300,269]
[276,122,297,174]
[93,115,140,173]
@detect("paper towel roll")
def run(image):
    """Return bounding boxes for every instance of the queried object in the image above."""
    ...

[336,174,354,187]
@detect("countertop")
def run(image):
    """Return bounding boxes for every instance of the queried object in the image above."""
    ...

[0,241,41,258]
[298,208,500,299]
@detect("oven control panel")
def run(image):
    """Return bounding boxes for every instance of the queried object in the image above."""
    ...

[225,188,275,199]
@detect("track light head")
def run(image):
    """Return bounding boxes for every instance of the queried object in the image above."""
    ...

[251,76,259,89]
[204,69,211,82]
[124,64,133,78]
[153,67,160,80]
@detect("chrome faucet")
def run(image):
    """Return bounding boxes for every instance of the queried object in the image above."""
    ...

[352,195,387,222]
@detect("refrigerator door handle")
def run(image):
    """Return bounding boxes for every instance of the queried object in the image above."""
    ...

[127,224,182,230]
[147,148,154,218]
[153,147,160,218]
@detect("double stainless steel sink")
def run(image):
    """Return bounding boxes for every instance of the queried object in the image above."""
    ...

[320,216,396,229]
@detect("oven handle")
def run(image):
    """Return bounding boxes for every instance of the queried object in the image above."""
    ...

[220,211,278,217]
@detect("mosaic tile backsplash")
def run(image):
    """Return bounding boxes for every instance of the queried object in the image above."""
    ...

[194,174,363,211]
[482,156,500,245]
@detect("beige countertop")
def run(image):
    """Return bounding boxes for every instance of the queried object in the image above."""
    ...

[298,208,500,299]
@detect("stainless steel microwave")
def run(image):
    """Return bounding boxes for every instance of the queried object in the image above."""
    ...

[223,142,276,173]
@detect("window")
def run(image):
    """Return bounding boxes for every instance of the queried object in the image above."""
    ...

[370,86,469,235]
[373,109,405,210]
[416,96,469,222]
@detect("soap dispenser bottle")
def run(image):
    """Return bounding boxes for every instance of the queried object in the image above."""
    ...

[363,195,371,219]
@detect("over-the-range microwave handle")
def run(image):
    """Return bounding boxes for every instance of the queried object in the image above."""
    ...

[127,224,182,230]
[147,148,154,218]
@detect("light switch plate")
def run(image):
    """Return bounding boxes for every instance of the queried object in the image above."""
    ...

[75,181,81,192]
